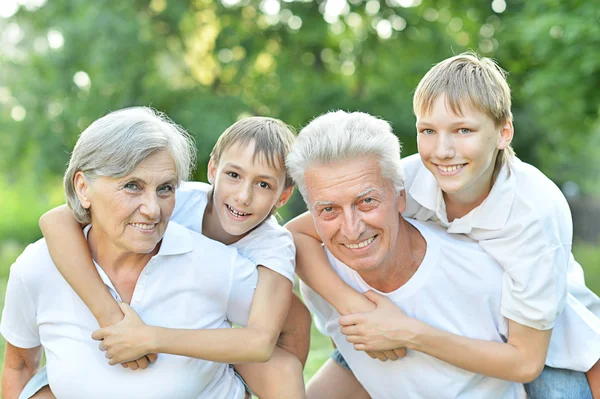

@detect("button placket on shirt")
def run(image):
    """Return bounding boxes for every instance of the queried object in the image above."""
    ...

[130,259,154,308]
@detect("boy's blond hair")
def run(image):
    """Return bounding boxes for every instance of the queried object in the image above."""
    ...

[413,51,515,182]
[210,116,296,189]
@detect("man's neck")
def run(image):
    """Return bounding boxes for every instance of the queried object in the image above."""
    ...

[358,218,427,293]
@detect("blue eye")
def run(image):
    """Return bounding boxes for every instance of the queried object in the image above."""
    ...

[458,128,471,134]
[124,182,140,190]
[364,197,373,203]
[158,185,175,194]
[421,129,435,135]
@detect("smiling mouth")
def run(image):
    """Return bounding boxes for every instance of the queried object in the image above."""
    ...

[226,204,252,218]
[435,163,467,173]
[344,235,376,249]
[130,222,157,231]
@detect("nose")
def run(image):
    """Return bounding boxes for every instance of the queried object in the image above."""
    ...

[435,131,456,160]
[340,208,364,241]
[140,191,161,220]
[235,183,252,206]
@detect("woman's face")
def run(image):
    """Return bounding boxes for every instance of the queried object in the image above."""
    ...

[78,150,178,256]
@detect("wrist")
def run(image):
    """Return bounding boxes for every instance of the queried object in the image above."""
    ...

[97,312,124,328]
[145,326,161,353]
[390,319,428,351]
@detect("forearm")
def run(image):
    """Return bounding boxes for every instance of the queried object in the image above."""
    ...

[150,326,279,363]
[293,233,372,315]
[407,322,546,383]
[40,205,122,327]
[2,368,38,399]
[2,344,43,399]
[276,292,312,366]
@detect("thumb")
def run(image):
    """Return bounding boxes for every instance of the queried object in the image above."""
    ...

[118,301,136,316]
[364,290,385,305]
[91,327,107,341]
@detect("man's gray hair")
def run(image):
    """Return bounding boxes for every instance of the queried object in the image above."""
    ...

[64,107,196,223]
[286,110,404,203]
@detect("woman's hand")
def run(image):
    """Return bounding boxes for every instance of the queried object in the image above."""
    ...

[92,302,157,366]
[339,291,421,353]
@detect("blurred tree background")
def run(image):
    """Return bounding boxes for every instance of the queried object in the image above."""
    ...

[0,0,599,381]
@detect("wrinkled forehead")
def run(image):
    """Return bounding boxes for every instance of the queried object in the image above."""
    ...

[304,159,391,207]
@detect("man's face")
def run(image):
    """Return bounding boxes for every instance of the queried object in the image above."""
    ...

[305,157,405,274]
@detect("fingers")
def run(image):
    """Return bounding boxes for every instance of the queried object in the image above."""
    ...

[339,314,363,327]
[393,348,407,358]
[118,301,135,315]
[126,360,138,370]
[135,356,149,369]
[382,350,399,361]
[146,353,158,363]
[98,341,107,352]
[340,325,360,336]
[91,328,107,341]
[363,290,384,304]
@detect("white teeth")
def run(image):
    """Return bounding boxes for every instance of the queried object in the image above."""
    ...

[438,164,465,172]
[227,205,250,217]
[344,236,375,249]
[131,223,156,230]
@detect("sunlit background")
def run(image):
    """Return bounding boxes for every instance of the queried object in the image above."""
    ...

[0,0,599,382]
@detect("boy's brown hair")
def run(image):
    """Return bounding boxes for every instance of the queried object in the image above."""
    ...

[413,51,515,182]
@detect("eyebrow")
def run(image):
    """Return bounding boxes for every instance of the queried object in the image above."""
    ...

[122,175,178,186]
[225,163,278,182]
[356,188,380,199]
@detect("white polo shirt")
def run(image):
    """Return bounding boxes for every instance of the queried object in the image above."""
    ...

[402,153,600,371]
[173,181,296,283]
[302,219,526,399]
[1,222,257,399]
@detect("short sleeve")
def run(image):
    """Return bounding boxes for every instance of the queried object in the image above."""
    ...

[479,217,570,330]
[225,252,259,327]
[0,260,40,348]
[234,217,296,283]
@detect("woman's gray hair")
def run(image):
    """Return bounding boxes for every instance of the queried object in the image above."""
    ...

[286,110,404,203]
[64,107,196,223]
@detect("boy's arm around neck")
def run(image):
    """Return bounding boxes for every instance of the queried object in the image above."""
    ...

[39,205,123,327]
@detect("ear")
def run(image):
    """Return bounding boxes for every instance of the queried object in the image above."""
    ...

[497,120,514,150]
[207,157,217,184]
[74,171,91,209]
[275,186,294,208]
[397,189,406,214]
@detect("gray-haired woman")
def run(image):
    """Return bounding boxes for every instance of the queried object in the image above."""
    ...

[1,107,258,399]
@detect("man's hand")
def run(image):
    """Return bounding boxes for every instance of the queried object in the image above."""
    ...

[339,291,421,352]
[92,302,157,366]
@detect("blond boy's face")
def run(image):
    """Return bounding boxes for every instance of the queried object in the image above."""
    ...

[208,141,292,241]
[416,95,512,205]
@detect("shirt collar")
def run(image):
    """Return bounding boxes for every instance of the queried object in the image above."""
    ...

[409,164,450,226]
[409,162,516,232]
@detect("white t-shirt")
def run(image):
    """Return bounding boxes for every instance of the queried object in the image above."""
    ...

[403,153,600,371]
[302,219,526,399]
[173,181,296,283]
[1,222,257,399]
